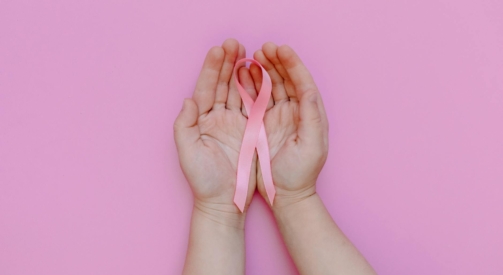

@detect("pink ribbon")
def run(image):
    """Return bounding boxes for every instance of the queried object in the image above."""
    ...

[233,58,275,212]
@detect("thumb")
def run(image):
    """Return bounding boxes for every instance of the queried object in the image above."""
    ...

[174,98,200,149]
[298,92,323,145]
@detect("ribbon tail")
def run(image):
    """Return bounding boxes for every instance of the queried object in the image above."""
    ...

[257,125,275,205]
[233,183,247,213]
[234,140,254,212]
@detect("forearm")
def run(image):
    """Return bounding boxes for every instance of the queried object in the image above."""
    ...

[273,193,376,275]
[183,202,246,275]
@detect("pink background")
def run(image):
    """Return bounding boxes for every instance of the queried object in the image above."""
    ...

[1,0,502,274]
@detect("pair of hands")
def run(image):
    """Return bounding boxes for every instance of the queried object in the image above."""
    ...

[174,39,329,225]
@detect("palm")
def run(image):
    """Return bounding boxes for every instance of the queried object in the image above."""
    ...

[257,101,305,193]
[188,109,247,202]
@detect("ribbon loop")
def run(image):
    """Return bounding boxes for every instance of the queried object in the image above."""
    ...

[233,58,276,212]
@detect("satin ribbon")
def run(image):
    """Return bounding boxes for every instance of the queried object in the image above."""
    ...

[233,58,275,212]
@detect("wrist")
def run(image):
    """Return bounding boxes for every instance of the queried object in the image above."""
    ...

[271,185,316,211]
[272,189,319,220]
[193,199,246,230]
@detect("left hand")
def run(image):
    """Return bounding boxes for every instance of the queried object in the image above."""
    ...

[249,42,329,208]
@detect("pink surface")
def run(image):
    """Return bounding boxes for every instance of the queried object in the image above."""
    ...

[1,0,502,274]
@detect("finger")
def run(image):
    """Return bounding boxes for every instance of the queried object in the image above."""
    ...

[317,94,329,132]
[238,66,256,117]
[250,63,273,110]
[298,92,324,146]
[193,46,225,115]
[277,45,318,99]
[174,98,200,150]
[214,38,240,110]
[262,42,296,100]
[227,43,246,111]
[317,95,330,147]
[253,49,288,103]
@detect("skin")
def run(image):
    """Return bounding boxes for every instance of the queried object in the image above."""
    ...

[174,39,256,275]
[174,38,377,275]
[251,42,378,275]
